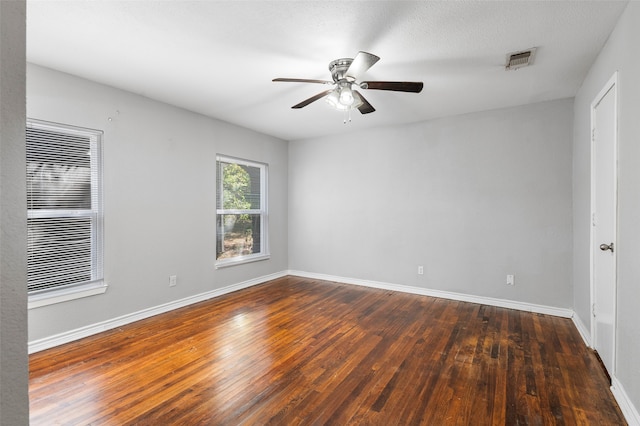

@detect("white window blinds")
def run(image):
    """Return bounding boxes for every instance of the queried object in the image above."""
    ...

[26,120,104,294]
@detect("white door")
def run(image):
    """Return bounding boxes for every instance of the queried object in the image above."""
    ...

[591,72,618,377]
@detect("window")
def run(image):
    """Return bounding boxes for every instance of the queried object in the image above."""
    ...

[216,155,268,267]
[26,119,105,308]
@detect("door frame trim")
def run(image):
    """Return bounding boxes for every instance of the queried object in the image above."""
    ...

[589,71,618,375]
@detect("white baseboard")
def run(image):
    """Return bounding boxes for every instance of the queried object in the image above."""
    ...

[28,270,288,354]
[28,269,575,352]
[289,270,574,318]
[612,376,640,426]
[571,312,592,347]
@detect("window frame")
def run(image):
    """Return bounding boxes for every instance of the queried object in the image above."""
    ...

[26,119,106,309]
[215,154,269,268]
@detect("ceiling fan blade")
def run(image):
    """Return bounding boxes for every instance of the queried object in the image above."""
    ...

[291,90,334,109]
[345,51,380,81]
[273,78,334,85]
[362,81,424,93]
[353,91,375,114]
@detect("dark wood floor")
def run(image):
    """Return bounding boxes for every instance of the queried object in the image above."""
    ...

[29,276,626,425]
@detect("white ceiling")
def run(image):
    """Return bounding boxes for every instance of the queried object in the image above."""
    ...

[27,1,628,141]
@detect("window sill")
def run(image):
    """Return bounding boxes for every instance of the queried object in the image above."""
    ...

[28,280,108,309]
[215,254,270,269]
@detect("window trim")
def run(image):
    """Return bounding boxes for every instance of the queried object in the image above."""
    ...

[215,154,269,268]
[26,119,106,309]
[28,280,107,309]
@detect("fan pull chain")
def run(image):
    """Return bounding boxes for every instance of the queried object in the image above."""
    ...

[343,108,352,124]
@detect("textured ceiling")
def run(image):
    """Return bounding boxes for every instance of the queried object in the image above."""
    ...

[27,1,628,141]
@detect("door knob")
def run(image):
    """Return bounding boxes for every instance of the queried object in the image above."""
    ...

[600,242,614,253]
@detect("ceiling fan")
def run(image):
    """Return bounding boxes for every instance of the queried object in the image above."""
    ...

[273,51,423,122]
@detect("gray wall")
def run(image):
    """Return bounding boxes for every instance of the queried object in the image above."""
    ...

[0,1,28,423]
[289,99,573,308]
[573,1,640,411]
[27,64,289,341]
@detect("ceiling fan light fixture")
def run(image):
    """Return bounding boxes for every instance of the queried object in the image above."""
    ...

[326,86,363,112]
[339,86,355,106]
[325,90,345,110]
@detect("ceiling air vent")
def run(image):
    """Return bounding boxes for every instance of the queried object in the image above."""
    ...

[505,48,537,70]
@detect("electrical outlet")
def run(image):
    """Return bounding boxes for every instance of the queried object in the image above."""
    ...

[418,266,424,275]
[506,274,515,286]
[169,275,177,287]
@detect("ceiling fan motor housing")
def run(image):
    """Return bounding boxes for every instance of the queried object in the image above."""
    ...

[329,58,355,82]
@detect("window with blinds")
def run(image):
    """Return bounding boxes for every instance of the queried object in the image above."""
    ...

[216,155,268,267]
[26,120,104,296]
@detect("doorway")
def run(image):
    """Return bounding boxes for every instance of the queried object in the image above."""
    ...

[590,72,618,378]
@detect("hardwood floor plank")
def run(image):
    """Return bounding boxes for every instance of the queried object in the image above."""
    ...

[29,276,626,425]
